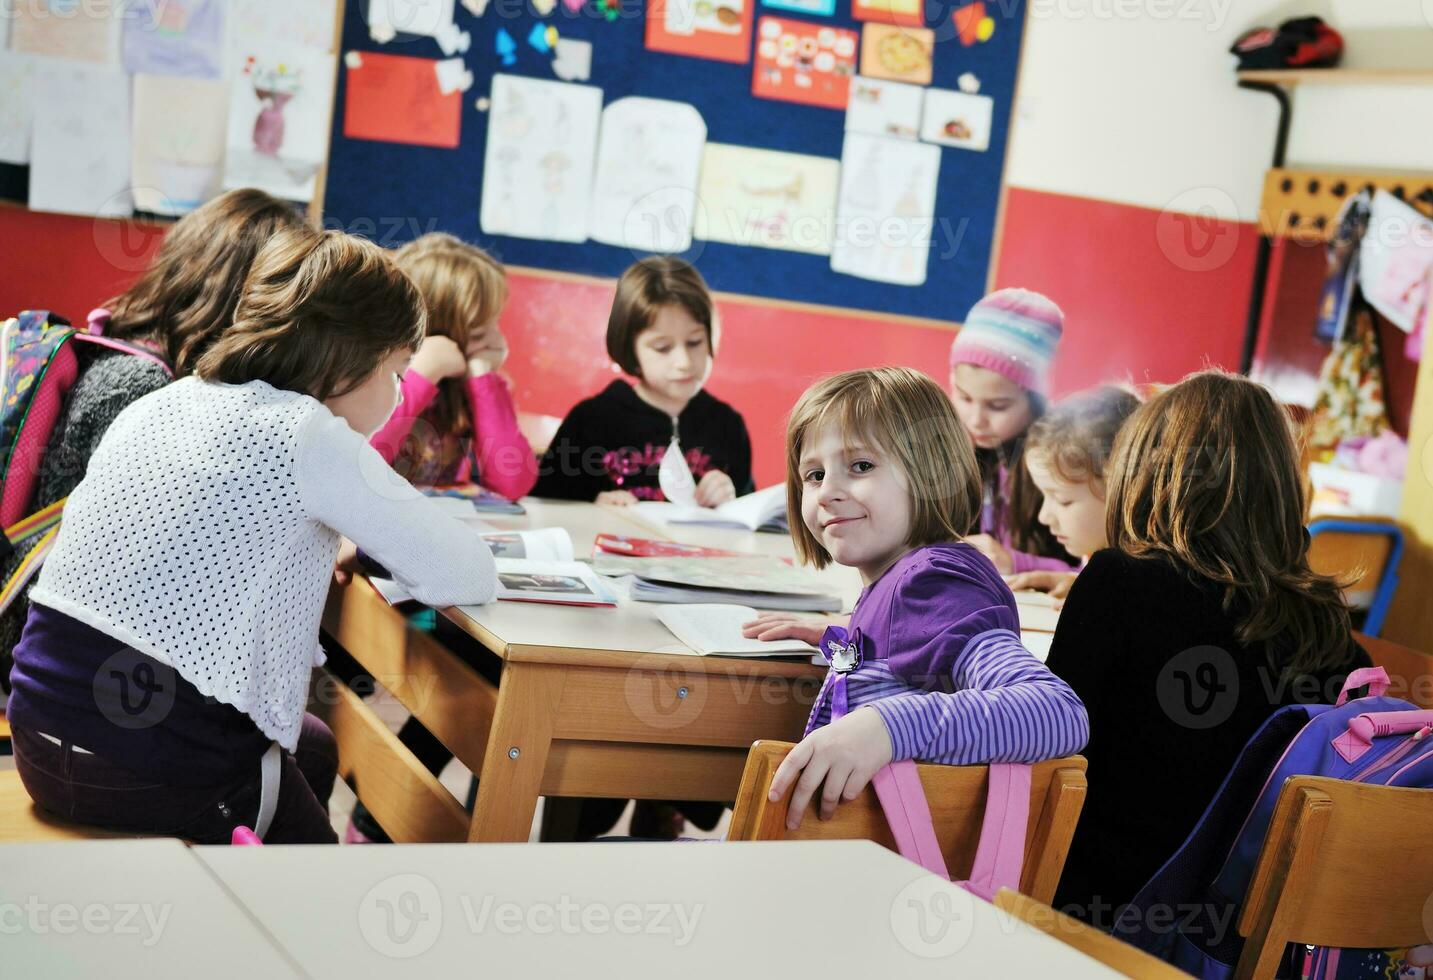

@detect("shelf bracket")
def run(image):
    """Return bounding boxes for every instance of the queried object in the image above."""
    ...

[1237,80,1295,374]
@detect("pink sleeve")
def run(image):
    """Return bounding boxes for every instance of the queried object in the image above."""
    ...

[1009,547,1078,574]
[370,369,440,464]
[466,373,537,501]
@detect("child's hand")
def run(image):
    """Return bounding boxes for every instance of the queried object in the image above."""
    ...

[465,326,509,376]
[596,490,639,507]
[333,537,362,587]
[1005,570,1078,601]
[966,533,1014,574]
[769,707,893,830]
[411,335,467,383]
[741,612,846,646]
[694,469,736,508]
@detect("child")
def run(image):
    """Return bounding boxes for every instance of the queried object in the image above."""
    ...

[948,288,1076,575]
[370,233,536,500]
[1005,385,1142,601]
[0,188,304,687]
[765,366,1088,829]
[6,228,497,844]
[1047,370,1370,922]
[533,257,752,506]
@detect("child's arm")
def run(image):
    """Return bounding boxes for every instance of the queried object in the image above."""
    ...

[465,373,537,501]
[299,408,496,607]
[1008,547,1079,574]
[369,369,441,465]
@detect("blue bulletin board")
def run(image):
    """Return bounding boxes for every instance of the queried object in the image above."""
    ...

[326,0,1027,322]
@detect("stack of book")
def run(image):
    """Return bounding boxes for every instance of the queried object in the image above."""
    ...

[592,552,841,613]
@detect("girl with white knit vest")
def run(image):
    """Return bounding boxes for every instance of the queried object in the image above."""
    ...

[6,228,497,844]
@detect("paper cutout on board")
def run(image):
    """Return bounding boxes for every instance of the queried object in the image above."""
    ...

[29,64,131,217]
[552,37,592,80]
[830,132,939,286]
[435,22,472,55]
[10,0,117,64]
[130,75,228,216]
[434,57,474,94]
[859,23,932,84]
[852,0,922,27]
[0,53,39,165]
[528,23,556,54]
[345,51,463,148]
[461,0,492,15]
[919,88,992,151]
[645,0,753,64]
[533,0,558,14]
[368,0,458,44]
[752,17,857,111]
[590,98,706,253]
[222,45,336,203]
[953,1,996,45]
[480,74,603,243]
[958,71,980,93]
[761,0,836,16]
[122,0,225,78]
[845,76,921,140]
[230,0,337,51]
[694,143,838,255]
[495,28,517,65]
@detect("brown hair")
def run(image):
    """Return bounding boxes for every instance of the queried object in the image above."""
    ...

[195,228,426,401]
[104,188,305,377]
[392,233,508,436]
[1027,385,1142,497]
[606,257,716,377]
[973,393,1070,559]
[786,367,982,570]
[1105,370,1352,674]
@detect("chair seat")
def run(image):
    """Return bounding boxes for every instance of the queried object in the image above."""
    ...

[0,769,150,843]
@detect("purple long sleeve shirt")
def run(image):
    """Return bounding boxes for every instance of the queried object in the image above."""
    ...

[804,543,1088,765]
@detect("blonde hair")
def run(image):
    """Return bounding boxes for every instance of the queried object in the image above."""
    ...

[1105,370,1352,674]
[606,257,716,377]
[392,232,508,435]
[786,367,981,569]
[1027,385,1142,497]
[104,188,304,377]
[196,228,426,401]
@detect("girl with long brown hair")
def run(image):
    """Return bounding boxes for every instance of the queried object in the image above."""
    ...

[1046,370,1369,924]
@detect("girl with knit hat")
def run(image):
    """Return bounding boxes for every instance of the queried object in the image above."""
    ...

[949,287,1076,575]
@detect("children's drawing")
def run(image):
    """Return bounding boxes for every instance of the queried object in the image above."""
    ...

[480,74,603,243]
[229,0,337,51]
[131,75,227,215]
[344,51,463,149]
[851,0,922,27]
[645,0,753,64]
[859,23,933,85]
[919,88,993,151]
[222,45,336,203]
[751,17,858,110]
[589,98,707,253]
[694,143,839,255]
[0,53,39,165]
[29,64,132,217]
[10,0,117,64]
[122,0,225,78]
[845,75,922,140]
[830,132,939,286]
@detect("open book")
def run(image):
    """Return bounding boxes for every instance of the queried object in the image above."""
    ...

[366,529,577,605]
[1012,590,1061,633]
[494,558,618,606]
[656,604,818,657]
[592,553,842,613]
[634,484,788,533]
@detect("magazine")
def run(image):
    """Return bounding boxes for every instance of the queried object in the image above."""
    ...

[493,558,618,607]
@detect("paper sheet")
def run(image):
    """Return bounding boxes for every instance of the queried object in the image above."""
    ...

[9,0,118,64]
[1360,190,1433,334]
[830,132,939,286]
[751,17,858,110]
[920,88,994,152]
[694,143,839,255]
[845,76,923,140]
[645,0,754,64]
[858,23,933,85]
[344,51,463,149]
[122,0,225,78]
[368,0,458,43]
[0,52,39,165]
[229,0,338,51]
[29,63,131,217]
[222,43,336,203]
[131,74,228,215]
[480,73,603,244]
[589,97,706,253]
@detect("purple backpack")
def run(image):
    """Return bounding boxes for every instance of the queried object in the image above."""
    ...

[1115,666,1433,978]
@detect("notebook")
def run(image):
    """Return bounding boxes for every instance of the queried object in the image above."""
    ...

[656,604,819,657]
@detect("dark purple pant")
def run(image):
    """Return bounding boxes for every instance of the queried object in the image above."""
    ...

[11,714,339,844]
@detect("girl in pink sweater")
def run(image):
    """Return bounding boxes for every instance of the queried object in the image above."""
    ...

[371,233,537,500]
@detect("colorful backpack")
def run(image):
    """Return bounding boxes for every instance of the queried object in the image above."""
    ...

[1115,666,1433,978]
[0,309,172,612]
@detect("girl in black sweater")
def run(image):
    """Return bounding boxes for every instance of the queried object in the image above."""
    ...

[1046,371,1369,926]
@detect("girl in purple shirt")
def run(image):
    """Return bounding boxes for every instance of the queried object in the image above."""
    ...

[759,366,1088,829]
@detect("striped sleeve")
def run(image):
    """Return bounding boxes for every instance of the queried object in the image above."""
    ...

[867,629,1088,765]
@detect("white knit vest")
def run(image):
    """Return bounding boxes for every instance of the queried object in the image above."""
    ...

[32,377,497,750]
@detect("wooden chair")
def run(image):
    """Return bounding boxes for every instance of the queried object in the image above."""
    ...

[727,740,1087,905]
[1308,520,1403,635]
[0,769,143,844]
[0,709,10,756]
[1235,776,1433,979]
[992,889,1194,978]
[1356,631,1433,709]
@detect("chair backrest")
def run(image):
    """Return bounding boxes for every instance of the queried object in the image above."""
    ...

[992,889,1193,978]
[1235,775,1433,979]
[727,740,1087,905]
[1356,631,1433,709]
[1308,524,1392,604]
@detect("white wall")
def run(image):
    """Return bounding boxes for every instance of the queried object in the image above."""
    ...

[1004,0,1433,220]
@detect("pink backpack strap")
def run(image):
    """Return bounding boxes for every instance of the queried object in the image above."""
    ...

[75,307,173,377]
[871,761,950,879]
[1336,666,1390,706]
[959,763,1032,902]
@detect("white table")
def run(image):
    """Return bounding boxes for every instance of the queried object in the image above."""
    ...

[195,839,1119,977]
[0,839,303,979]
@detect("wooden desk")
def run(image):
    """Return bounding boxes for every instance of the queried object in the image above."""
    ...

[322,499,837,844]
[0,840,303,978]
[194,840,1121,977]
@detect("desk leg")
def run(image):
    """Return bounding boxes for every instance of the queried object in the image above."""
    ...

[468,662,567,843]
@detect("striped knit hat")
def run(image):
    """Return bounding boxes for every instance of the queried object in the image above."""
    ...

[949,288,1064,396]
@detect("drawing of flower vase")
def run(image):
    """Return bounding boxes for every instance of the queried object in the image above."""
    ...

[242,56,303,158]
